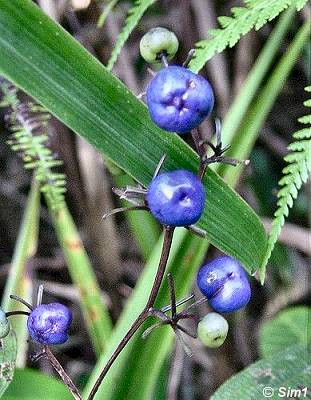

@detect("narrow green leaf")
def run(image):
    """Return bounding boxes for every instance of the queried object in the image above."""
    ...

[2,369,72,400]
[210,344,310,400]
[46,201,113,356]
[110,234,208,400]
[97,0,119,28]
[82,228,188,398]
[218,20,311,189]
[1,178,40,367]
[220,8,295,147]
[0,329,17,398]
[0,0,267,273]
[259,307,311,357]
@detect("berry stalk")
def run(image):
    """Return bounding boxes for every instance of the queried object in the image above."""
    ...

[88,226,175,400]
[32,346,82,400]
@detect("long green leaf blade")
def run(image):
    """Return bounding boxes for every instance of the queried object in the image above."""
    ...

[1,178,39,367]
[218,20,311,188]
[46,201,113,356]
[220,7,295,146]
[0,0,267,273]
[83,228,188,398]
[211,344,310,400]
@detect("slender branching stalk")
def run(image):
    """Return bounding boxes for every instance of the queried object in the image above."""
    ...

[88,226,175,400]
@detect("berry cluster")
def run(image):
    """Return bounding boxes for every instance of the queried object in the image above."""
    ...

[102,27,252,352]
[3,27,253,397]
[123,28,251,350]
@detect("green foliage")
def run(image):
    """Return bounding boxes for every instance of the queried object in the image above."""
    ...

[0,81,112,356]
[261,86,311,275]
[259,307,311,357]
[83,228,188,398]
[220,8,295,149]
[107,0,157,70]
[189,0,308,73]
[47,203,113,356]
[0,329,17,398]
[97,0,119,28]
[211,344,310,400]
[0,81,66,210]
[0,0,268,273]
[1,178,40,368]
[2,369,72,400]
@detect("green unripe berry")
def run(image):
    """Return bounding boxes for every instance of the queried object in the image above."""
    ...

[140,27,179,64]
[197,312,229,348]
[0,309,10,339]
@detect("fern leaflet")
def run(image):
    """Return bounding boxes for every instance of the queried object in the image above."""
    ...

[107,0,157,71]
[0,79,66,210]
[189,0,308,73]
[260,86,311,281]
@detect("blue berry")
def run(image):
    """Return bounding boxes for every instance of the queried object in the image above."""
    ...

[27,303,72,345]
[147,169,205,226]
[197,256,251,313]
[146,66,214,133]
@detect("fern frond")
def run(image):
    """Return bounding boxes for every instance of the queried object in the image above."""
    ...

[107,0,157,71]
[260,86,311,281]
[189,0,308,73]
[0,80,66,210]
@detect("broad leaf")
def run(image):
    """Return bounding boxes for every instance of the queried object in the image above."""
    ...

[211,344,310,400]
[0,329,17,398]
[259,306,311,357]
[2,369,72,400]
[0,0,267,273]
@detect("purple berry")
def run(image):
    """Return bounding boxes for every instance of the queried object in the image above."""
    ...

[147,169,205,226]
[146,66,214,133]
[27,303,72,345]
[197,256,251,313]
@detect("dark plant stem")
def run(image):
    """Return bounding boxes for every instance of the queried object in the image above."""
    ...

[87,226,175,400]
[9,294,33,310]
[5,311,30,317]
[102,205,149,219]
[167,273,177,318]
[191,128,207,180]
[38,346,82,400]
[191,128,206,159]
